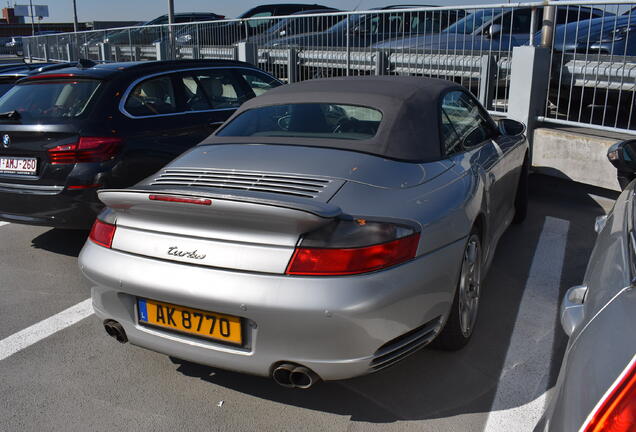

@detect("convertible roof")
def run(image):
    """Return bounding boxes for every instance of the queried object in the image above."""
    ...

[203,76,466,162]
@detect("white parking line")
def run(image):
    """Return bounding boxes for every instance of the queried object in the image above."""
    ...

[0,222,9,228]
[484,216,570,431]
[0,299,94,362]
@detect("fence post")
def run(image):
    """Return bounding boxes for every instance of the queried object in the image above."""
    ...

[236,42,257,66]
[191,45,200,60]
[478,54,497,110]
[99,42,111,62]
[507,46,551,151]
[374,50,389,76]
[26,40,32,62]
[114,46,121,62]
[287,48,298,83]
[65,43,72,62]
[43,43,49,62]
[154,41,168,61]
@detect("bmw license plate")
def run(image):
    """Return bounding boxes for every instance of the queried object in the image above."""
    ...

[137,298,243,346]
[0,157,37,175]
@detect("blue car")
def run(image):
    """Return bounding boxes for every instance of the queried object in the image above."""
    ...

[375,6,608,51]
[538,9,635,56]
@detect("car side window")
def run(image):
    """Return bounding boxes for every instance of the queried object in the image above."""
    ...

[494,9,533,34]
[184,70,246,110]
[124,76,177,117]
[240,71,281,96]
[440,91,497,154]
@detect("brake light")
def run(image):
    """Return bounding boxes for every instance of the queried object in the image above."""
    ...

[582,355,636,432]
[89,219,116,249]
[149,194,212,206]
[286,233,420,276]
[48,136,122,164]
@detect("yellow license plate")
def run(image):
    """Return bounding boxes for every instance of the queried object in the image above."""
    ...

[137,298,242,346]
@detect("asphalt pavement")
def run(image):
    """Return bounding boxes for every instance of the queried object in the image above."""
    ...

[0,175,618,432]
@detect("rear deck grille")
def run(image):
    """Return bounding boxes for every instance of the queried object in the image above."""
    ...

[369,316,442,372]
[151,169,333,199]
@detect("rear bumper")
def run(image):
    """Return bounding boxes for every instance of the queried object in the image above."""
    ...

[0,185,101,229]
[79,237,466,381]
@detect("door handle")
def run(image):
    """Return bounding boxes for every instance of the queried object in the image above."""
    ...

[488,172,496,185]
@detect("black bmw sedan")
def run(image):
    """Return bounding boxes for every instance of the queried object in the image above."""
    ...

[0,60,281,228]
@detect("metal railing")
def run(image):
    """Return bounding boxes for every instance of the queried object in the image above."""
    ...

[540,2,636,133]
[19,1,636,134]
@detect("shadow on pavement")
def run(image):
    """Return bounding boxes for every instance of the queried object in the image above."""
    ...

[30,228,89,257]
[164,174,615,424]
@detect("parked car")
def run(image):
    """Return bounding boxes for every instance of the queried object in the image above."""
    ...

[244,8,343,46]
[374,6,609,51]
[79,76,529,387]
[174,4,332,45]
[0,60,281,229]
[93,13,225,46]
[0,62,75,97]
[266,5,465,48]
[539,138,636,432]
[5,36,23,55]
[542,10,635,56]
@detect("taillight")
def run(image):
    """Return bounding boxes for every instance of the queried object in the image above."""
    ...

[286,219,420,276]
[89,219,116,249]
[48,136,122,164]
[149,194,212,206]
[582,355,636,432]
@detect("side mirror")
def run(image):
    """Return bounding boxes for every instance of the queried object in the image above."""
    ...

[279,29,286,37]
[498,118,525,136]
[487,24,502,38]
[608,139,636,181]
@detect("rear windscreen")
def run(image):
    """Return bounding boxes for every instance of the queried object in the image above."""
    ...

[0,79,101,122]
[217,103,382,140]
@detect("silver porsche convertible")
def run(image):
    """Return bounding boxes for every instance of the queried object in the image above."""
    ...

[79,76,529,388]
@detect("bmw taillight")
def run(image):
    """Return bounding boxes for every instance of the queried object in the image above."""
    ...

[582,355,636,432]
[89,209,117,249]
[48,136,122,164]
[285,219,420,276]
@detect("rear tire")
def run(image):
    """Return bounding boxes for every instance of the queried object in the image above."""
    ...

[434,230,482,351]
[512,155,529,224]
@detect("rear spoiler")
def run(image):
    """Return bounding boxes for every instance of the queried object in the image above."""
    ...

[97,186,343,219]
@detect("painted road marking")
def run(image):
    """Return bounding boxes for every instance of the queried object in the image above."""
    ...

[0,222,9,227]
[485,216,570,431]
[0,299,94,362]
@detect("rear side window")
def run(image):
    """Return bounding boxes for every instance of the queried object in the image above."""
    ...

[181,70,246,110]
[125,76,176,116]
[240,71,280,96]
[0,79,101,122]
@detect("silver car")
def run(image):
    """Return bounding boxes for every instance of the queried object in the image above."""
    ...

[541,139,636,432]
[79,76,528,388]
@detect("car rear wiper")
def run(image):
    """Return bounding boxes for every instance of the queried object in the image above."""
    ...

[0,110,21,121]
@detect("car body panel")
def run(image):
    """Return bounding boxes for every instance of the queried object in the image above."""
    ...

[543,181,635,431]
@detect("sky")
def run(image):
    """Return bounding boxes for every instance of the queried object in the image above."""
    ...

[6,0,505,23]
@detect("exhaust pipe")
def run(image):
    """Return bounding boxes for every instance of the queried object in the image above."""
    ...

[272,363,296,388]
[290,366,320,389]
[103,320,128,343]
[272,363,321,389]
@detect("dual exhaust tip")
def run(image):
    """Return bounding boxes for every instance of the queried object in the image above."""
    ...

[272,363,320,389]
[103,319,128,343]
[103,321,319,389]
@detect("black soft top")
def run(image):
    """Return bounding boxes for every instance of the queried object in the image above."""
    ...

[204,76,466,162]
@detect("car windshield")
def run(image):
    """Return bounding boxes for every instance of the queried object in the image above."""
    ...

[0,79,101,123]
[444,9,497,34]
[217,103,382,140]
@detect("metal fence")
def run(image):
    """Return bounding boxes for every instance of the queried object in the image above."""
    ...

[20,1,636,134]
